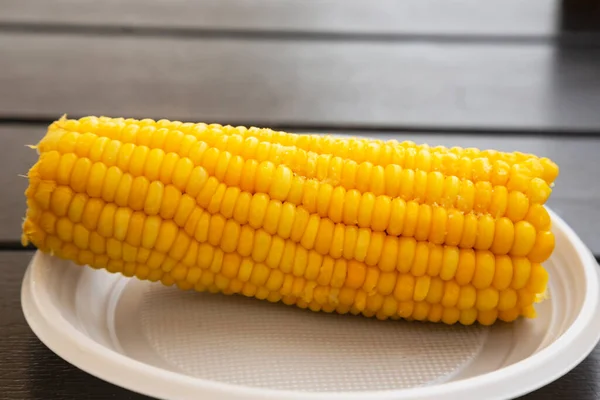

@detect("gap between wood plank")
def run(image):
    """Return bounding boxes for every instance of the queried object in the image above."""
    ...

[1,22,600,47]
[2,117,600,138]
[0,242,34,251]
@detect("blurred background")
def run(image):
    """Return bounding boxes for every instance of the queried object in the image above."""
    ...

[1,1,600,399]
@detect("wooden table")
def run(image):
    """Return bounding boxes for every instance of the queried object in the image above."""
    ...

[1,1,600,399]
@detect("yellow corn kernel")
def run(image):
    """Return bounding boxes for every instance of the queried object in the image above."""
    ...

[412,302,430,321]
[528,230,555,263]
[525,204,551,231]
[459,309,478,326]
[472,251,495,289]
[441,307,460,325]
[474,215,495,250]
[455,249,475,285]
[413,276,431,302]
[477,309,498,326]
[492,255,513,290]
[345,260,367,289]
[476,287,499,311]
[441,281,461,308]
[394,274,415,302]
[498,288,518,311]
[457,285,476,310]
[511,257,532,290]
[526,263,549,295]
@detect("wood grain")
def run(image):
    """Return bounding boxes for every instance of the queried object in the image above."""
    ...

[2,124,599,254]
[0,0,562,37]
[1,251,599,399]
[2,33,600,132]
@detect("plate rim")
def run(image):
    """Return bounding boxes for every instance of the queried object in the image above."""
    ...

[21,208,600,400]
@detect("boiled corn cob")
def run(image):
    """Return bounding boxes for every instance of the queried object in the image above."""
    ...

[22,116,557,326]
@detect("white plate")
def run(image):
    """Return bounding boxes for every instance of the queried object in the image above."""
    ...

[21,209,600,400]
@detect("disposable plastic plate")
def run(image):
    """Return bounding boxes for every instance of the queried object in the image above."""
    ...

[21,209,600,400]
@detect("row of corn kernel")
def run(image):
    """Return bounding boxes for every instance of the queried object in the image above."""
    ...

[24,216,537,326]
[27,185,549,297]
[37,177,553,280]
[211,123,558,184]
[47,122,553,209]
[105,122,539,188]
[29,194,549,306]
[34,148,554,261]
[55,116,559,185]
[189,129,549,192]
[40,162,550,259]
[39,133,547,228]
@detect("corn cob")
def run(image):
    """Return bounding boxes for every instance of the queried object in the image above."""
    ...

[22,116,557,326]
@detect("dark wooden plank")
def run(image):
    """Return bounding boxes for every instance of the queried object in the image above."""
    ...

[0,0,564,37]
[2,125,599,255]
[0,251,148,400]
[2,33,600,132]
[0,126,40,244]
[1,250,600,399]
